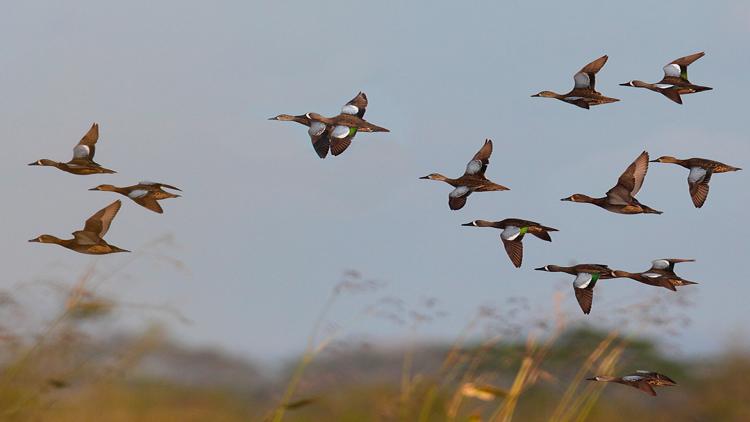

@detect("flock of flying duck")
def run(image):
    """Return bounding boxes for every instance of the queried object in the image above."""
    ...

[268,51,742,395]
[25,52,738,396]
[28,123,181,254]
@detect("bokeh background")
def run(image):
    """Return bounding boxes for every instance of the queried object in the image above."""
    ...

[1,1,749,420]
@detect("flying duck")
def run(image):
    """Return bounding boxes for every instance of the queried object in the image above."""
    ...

[532,55,620,109]
[90,181,181,214]
[461,219,558,268]
[29,200,129,254]
[613,258,698,291]
[420,139,509,210]
[620,52,712,104]
[269,92,388,158]
[650,156,741,208]
[562,151,662,215]
[28,123,116,175]
[534,264,619,314]
[587,371,677,396]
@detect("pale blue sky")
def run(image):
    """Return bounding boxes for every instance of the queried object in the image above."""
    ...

[1,1,749,361]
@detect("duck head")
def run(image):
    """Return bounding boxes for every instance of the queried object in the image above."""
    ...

[28,234,62,244]
[561,194,594,203]
[619,80,649,88]
[89,184,117,192]
[419,173,447,181]
[531,91,559,98]
[649,156,680,164]
[534,265,560,272]
[461,220,494,227]
[28,159,57,167]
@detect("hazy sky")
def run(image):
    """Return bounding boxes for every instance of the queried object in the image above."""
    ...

[2,1,749,362]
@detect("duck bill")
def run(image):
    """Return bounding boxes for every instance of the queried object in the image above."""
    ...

[560,197,571,201]
[28,238,40,242]
[88,187,99,191]
[618,82,631,86]
[534,266,547,271]
[419,176,430,180]
[530,94,540,97]
[28,161,40,166]
[267,116,279,120]
[461,222,475,227]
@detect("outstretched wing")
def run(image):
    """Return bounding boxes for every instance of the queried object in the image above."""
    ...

[687,167,712,208]
[329,125,358,156]
[307,121,330,159]
[663,52,705,82]
[573,55,608,92]
[448,186,471,210]
[341,92,368,118]
[138,181,182,191]
[81,200,121,238]
[607,151,649,202]
[574,287,594,315]
[71,123,99,162]
[501,239,523,268]
[464,139,493,177]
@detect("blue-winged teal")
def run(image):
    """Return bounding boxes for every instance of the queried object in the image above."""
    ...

[614,258,698,291]
[534,264,619,314]
[462,219,558,268]
[650,156,741,208]
[421,139,509,210]
[28,123,116,175]
[562,151,662,215]
[269,92,389,158]
[29,200,129,254]
[90,181,181,214]
[532,55,620,109]
[620,52,712,104]
[587,371,677,396]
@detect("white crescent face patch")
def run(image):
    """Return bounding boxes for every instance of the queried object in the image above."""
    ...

[73,144,90,158]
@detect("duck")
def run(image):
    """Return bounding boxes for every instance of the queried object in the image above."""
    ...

[650,156,741,208]
[28,123,116,175]
[620,52,712,104]
[269,92,388,158]
[614,258,697,291]
[420,139,509,210]
[89,181,181,214]
[586,370,677,396]
[461,219,558,268]
[561,151,662,215]
[534,264,619,314]
[532,55,620,109]
[29,200,129,254]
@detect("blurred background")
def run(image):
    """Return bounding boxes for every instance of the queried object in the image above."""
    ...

[1,1,749,420]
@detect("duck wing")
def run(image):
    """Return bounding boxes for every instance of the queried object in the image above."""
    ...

[573,286,594,315]
[464,139,493,177]
[134,196,164,214]
[81,200,122,238]
[687,166,712,208]
[573,55,608,93]
[307,120,330,159]
[138,181,182,192]
[663,52,704,83]
[341,92,368,118]
[501,238,523,268]
[71,123,99,163]
[448,186,471,210]
[329,125,356,156]
[607,151,649,203]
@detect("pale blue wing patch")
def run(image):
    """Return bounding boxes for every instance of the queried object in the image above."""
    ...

[465,159,483,175]
[331,125,350,139]
[663,63,681,77]
[308,121,326,137]
[128,189,149,199]
[573,272,593,289]
[574,72,590,89]
[643,272,662,278]
[564,96,584,101]
[139,180,157,185]
[688,167,707,183]
[341,104,359,115]
[73,144,90,159]
[655,84,675,89]
[501,226,521,241]
[449,186,470,198]
[651,259,670,270]
[622,375,644,382]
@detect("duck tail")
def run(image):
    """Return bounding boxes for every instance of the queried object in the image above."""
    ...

[676,278,699,286]
[643,206,663,215]
[363,122,390,133]
[529,228,553,242]
[660,89,683,105]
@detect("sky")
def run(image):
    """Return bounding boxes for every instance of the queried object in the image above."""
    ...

[1,1,749,362]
